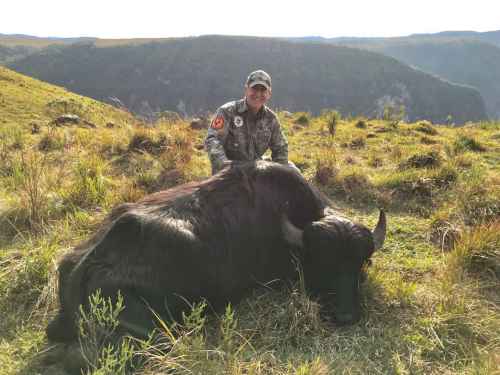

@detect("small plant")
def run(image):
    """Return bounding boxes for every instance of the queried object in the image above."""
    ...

[38,126,67,152]
[383,103,406,124]
[453,135,486,153]
[429,214,462,251]
[128,130,167,155]
[78,290,140,375]
[355,118,367,129]
[325,110,340,136]
[349,135,366,149]
[399,150,442,170]
[314,151,337,186]
[415,121,438,135]
[294,113,310,126]
[368,154,383,168]
[447,222,500,279]
[65,155,108,208]
[335,168,375,204]
[420,135,437,144]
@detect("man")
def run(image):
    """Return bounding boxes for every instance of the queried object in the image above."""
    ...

[205,70,289,174]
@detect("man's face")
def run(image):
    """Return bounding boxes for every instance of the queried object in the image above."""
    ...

[245,84,271,113]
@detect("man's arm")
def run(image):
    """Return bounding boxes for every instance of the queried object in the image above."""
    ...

[204,109,230,174]
[269,116,288,164]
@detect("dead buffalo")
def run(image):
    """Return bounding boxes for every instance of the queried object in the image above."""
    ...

[47,161,386,342]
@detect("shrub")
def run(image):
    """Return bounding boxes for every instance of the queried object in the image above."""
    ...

[294,113,310,126]
[448,222,500,279]
[314,151,337,186]
[349,136,366,149]
[77,290,142,375]
[355,118,367,129]
[454,135,486,153]
[415,121,438,135]
[429,215,462,251]
[38,128,68,152]
[399,150,442,170]
[64,155,108,208]
[325,110,341,136]
[8,150,52,229]
[335,168,375,204]
[367,155,383,168]
[420,136,438,145]
[459,185,500,225]
[128,130,167,155]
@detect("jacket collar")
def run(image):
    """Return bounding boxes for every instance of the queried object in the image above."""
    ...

[238,98,266,117]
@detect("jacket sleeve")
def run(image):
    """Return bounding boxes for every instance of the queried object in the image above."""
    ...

[269,116,288,164]
[204,109,230,174]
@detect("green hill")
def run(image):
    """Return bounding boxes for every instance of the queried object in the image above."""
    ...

[7,36,487,124]
[0,66,135,129]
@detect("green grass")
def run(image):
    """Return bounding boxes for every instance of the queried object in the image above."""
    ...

[0,72,499,374]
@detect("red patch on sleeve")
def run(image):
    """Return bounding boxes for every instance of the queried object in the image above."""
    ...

[211,115,225,130]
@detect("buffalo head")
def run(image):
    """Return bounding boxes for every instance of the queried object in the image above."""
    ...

[282,209,386,324]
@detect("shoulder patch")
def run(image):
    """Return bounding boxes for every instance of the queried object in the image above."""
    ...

[211,115,225,130]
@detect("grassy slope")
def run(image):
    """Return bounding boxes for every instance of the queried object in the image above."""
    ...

[0,73,499,374]
[0,66,136,128]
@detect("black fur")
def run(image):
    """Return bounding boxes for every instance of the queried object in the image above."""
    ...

[48,161,378,342]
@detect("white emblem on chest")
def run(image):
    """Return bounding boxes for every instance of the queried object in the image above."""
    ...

[233,116,244,127]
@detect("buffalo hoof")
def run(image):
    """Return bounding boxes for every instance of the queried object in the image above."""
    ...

[63,343,88,375]
[335,312,360,326]
[46,312,77,342]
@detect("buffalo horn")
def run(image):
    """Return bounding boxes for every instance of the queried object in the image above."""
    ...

[282,216,304,247]
[372,209,387,250]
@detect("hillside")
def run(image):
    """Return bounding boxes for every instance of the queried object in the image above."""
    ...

[0,66,136,129]
[294,31,500,119]
[367,40,500,120]
[7,36,487,124]
[0,81,499,374]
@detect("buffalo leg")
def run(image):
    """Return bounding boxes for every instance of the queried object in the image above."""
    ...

[84,275,159,339]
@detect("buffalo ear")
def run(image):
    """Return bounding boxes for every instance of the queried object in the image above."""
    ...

[281,215,304,247]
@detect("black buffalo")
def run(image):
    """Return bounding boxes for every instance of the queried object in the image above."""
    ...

[47,161,386,342]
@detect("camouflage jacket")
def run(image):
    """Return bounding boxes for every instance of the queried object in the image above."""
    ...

[204,99,288,174]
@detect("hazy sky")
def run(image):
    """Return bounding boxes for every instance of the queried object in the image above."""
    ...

[2,0,499,39]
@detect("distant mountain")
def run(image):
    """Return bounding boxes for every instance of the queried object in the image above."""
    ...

[290,30,500,48]
[8,36,486,124]
[0,44,36,64]
[290,30,500,118]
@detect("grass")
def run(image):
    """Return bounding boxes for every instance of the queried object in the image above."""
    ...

[0,70,499,374]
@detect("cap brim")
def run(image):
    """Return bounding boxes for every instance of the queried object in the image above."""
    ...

[248,80,271,90]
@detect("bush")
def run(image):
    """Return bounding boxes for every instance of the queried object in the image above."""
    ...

[64,155,108,208]
[314,151,337,186]
[325,110,341,136]
[76,290,142,375]
[429,215,462,251]
[448,222,500,279]
[355,119,367,129]
[294,113,310,126]
[349,136,366,149]
[415,121,438,135]
[399,150,442,170]
[458,185,500,225]
[128,130,167,155]
[454,135,486,153]
[335,168,375,204]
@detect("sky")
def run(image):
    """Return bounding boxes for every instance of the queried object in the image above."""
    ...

[2,0,499,39]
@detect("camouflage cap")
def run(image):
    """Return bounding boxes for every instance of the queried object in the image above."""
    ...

[246,70,272,90]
